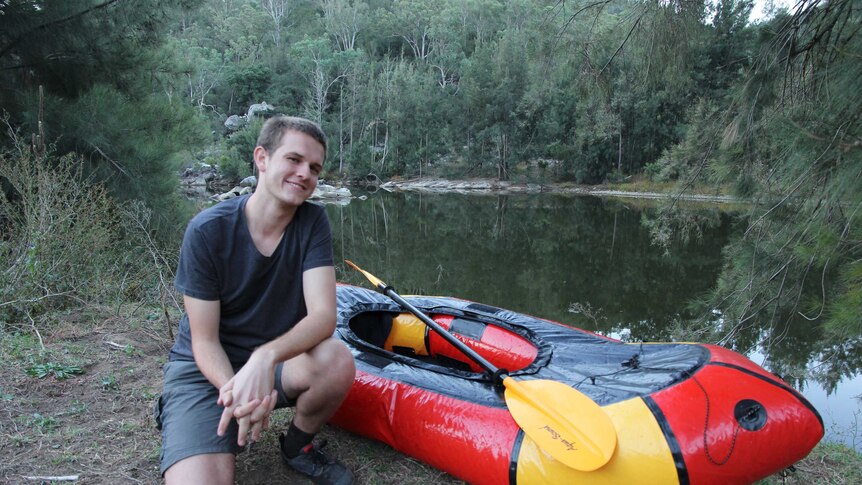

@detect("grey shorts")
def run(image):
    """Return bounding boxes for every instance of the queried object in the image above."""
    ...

[154,360,294,475]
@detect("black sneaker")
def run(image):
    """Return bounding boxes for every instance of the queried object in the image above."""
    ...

[280,435,354,485]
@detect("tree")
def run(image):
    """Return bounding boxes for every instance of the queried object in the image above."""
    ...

[387,0,437,61]
[261,0,291,47]
[0,0,208,214]
[650,1,862,347]
[320,0,370,51]
[291,38,348,124]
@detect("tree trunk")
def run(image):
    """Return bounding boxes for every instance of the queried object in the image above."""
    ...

[618,128,622,173]
[498,132,510,181]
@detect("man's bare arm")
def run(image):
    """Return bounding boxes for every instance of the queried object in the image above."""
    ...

[186,295,234,390]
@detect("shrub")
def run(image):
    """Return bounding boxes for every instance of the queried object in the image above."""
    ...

[644,162,663,181]
[0,146,178,327]
[1,149,117,319]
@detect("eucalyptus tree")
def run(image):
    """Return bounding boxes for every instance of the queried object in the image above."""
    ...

[290,37,348,124]
[320,0,370,51]
[261,0,291,47]
[386,0,437,61]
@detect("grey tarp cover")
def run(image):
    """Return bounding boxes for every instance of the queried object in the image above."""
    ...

[337,285,709,409]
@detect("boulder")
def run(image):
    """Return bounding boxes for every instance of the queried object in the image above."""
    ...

[247,102,276,119]
[240,175,257,188]
[224,114,246,131]
[311,183,352,200]
[215,186,244,201]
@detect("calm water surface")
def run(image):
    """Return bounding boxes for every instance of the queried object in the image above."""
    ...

[323,190,861,450]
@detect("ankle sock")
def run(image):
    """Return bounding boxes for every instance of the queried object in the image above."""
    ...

[282,421,315,458]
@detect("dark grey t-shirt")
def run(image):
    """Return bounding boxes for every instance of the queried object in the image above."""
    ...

[169,195,333,366]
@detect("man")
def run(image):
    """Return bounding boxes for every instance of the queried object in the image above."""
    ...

[155,116,356,485]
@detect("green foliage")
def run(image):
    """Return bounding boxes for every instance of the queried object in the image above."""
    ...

[0,0,209,217]
[0,147,121,321]
[644,1,862,344]
[222,117,263,181]
[26,362,84,381]
[712,1,861,337]
[227,65,273,108]
[23,86,208,212]
[0,139,183,331]
[27,413,58,432]
[0,0,204,98]
[155,0,770,184]
[827,261,862,337]
[644,162,663,181]
[101,374,120,391]
[649,100,723,182]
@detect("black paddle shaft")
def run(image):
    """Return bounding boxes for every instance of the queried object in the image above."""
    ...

[380,285,501,376]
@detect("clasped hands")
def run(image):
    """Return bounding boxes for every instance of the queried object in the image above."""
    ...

[215,354,278,446]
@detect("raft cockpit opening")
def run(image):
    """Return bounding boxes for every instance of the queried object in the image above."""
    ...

[348,311,538,373]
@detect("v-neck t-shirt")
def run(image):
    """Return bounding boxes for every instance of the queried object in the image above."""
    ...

[169,194,333,366]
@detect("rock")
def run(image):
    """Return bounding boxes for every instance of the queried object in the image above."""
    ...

[310,183,352,200]
[247,102,275,119]
[224,103,275,132]
[225,114,246,131]
[215,186,244,201]
[240,176,257,188]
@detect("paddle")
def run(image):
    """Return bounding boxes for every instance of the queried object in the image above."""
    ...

[345,260,617,471]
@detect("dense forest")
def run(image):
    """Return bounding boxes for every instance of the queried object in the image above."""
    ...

[1,1,860,348]
[0,0,802,186]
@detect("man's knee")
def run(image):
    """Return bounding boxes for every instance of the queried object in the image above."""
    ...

[165,453,235,485]
[316,338,355,386]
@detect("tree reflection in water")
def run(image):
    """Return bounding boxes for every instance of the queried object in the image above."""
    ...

[326,190,861,447]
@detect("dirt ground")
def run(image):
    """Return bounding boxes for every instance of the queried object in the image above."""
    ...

[0,306,460,484]
[1,305,854,484]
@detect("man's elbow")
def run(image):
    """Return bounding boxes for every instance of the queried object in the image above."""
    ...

[312,309,337,334]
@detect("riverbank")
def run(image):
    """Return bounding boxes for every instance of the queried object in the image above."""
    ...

[1,302,858,483]
[377,176,738,203]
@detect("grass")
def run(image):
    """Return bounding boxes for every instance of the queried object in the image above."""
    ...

[757,443,862,484]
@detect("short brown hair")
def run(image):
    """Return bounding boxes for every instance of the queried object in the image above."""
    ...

[256,116,327,158]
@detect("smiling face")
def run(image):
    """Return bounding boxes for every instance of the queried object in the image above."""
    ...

[253,129,325,208]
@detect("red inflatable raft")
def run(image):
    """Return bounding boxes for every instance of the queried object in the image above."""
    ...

[330,285,823,484]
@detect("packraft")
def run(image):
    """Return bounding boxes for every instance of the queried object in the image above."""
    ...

[330,285,823,484]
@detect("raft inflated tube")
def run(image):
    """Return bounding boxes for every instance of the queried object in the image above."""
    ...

[384,313,429,356]
[385,313,537,372]
[428,315,537,372]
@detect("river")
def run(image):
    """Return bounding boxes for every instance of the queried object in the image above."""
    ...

[323,189,861,451]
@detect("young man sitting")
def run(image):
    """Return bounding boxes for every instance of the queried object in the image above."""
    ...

[155,116,356,485]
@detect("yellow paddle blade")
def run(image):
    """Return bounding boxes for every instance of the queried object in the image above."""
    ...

[345,259,385,288]
[503,377,616,471]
